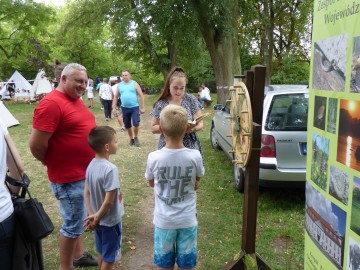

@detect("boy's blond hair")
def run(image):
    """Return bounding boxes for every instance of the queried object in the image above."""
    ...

[160,104,188,139]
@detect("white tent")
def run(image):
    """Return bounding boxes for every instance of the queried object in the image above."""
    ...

[0,102,19,127]
[30,69,53,100]
[0,70,32,98]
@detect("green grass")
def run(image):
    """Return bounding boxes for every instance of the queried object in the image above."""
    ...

[4,93,305,270]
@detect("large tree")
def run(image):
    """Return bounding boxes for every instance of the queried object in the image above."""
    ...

[239,0,313,85]
[109,0,204,79]
[67,0,240,103]
[0,0,54,78]
[190,0,241,104]
[109,0,241,103]
[49,1,117,79]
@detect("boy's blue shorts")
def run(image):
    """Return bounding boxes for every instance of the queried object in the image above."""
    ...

[95,223,122,263]
[154,226,197,269]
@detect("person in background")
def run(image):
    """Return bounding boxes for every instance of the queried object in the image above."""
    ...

[111,79,125,132]
[54,60,68,89]
[150,67,205,160]
[29,63,98,270]
[99,78,113,121]
[112,70,145,147]
[84,126,125,270]
[96,77,104,92]
[0,119,24,270]
[198,83,211,109]
[145,104,205,270]
[196,85,204,108]
[86,77,94,109]
[96,78,104,110]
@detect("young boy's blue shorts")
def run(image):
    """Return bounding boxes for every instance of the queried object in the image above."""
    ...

[154,226,197,269]
[95,223,122,263]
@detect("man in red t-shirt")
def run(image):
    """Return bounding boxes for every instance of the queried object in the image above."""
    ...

[29,63,97,269]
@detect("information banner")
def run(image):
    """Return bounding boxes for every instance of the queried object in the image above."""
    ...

[305,1,360,269]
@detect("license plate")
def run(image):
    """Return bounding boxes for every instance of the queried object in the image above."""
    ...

[301,143,307,155]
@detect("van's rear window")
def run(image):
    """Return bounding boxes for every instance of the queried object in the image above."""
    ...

[265,94,308,131]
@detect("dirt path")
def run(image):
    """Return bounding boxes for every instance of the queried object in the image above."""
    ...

[111,101,158,270]
[118,195,155,270]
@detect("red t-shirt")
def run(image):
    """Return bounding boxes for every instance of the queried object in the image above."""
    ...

[32,90,96,183]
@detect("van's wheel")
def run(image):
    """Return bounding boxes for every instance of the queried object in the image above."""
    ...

[233,163,245,193]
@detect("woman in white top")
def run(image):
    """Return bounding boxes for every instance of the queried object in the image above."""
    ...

[99,78,114,121]
[0,119,24,270]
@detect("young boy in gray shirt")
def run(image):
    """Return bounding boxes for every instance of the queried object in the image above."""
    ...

[84,126,124,270]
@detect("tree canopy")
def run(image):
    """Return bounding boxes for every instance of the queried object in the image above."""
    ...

[0,0,313,100]
[0,0,54,78]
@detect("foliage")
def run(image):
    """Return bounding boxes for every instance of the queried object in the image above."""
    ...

[238,0,312,84]
[311,150,329,191]
[49,1,116,79]
[0,0,55,79]
[350,201,360,235]
[271,0,313,61]
[239,45,262,73]
[354,187,360,201]
[0,1,314,95]
[107,0,202,78]
[271,53,310,84]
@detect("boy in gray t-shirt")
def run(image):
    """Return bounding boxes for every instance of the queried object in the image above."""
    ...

[84,126,124,269]
[145,104,205,270]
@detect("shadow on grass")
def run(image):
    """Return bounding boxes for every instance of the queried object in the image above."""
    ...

[258,184,305,211]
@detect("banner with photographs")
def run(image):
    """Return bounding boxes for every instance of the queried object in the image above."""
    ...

[305,1,360,269]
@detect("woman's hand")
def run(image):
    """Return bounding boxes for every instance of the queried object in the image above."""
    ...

[186,123,198,133]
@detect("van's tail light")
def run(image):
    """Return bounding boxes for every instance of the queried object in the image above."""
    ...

[260,135,276,157]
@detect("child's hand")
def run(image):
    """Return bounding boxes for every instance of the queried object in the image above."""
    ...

[83,218,93,231]
[195,180,200,191]
[84,215,98,231]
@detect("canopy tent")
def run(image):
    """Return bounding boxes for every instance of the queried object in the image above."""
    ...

[0,102,19,127]
[0,71,32,98]
[30,69,53,100]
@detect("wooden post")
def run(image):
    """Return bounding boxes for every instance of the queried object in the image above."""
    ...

[248,65,266,124]
[223,65,270,270]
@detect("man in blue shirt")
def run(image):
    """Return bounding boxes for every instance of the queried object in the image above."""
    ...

[112,70,145,146]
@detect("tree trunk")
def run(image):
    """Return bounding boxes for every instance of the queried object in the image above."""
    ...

[167,41,177,76]
[205,32,241,104]
[190,0,241,105]
[262,0,274,85]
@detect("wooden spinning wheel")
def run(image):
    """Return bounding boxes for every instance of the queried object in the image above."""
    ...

[229,82,253,167]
